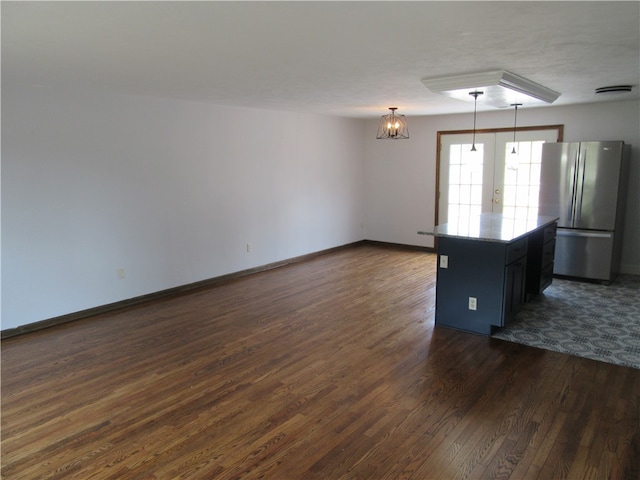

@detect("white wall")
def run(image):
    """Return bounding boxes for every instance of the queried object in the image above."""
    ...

[2,85,366,330]
[364,100,640,274]
[3,88,638,332]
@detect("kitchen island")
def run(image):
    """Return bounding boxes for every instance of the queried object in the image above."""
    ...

[419,213,558,335]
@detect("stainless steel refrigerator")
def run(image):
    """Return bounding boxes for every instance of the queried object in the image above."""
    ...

[538,141,630,282]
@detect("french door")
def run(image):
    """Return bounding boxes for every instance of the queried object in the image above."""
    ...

[437,127,561,228]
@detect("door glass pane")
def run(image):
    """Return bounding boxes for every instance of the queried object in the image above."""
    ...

[447,144,483,227]
[502,140,545,221]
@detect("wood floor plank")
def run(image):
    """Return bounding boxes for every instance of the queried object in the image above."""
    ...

[2,244,639,479]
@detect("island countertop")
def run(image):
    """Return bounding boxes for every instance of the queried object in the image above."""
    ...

[419,213,559,243]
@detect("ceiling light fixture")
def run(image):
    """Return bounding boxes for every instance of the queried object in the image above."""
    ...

[510,103,522,154]
[469,91,483,152]
[422,70,560,108]
[376,107,409,139]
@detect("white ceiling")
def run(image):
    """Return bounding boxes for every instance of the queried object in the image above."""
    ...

[2,1,639,118]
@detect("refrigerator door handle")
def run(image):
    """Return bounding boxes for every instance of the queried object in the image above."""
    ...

[574,148,587,225]
[568,149,579,225]
[557,230,613,239]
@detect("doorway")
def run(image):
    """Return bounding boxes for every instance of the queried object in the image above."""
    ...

[436,125,563,228]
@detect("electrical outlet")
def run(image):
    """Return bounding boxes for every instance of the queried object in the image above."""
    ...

[468,297,477,311]
[440,255,448,269]
[246,243,252,253]
[117,268,126,280]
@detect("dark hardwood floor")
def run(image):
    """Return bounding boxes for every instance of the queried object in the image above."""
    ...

[2,244,639,479]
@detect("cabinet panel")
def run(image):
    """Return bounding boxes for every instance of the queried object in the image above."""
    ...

[506,237,528,264]
[525,222,556,297]
[542,238,556,266]
[540,263,554,292]
[503,259,526,326]
[435,238,507,335]
[543,223,557,244]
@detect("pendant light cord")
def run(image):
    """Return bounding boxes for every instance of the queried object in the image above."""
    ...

[469,91,483,151]
[511,103,522,154]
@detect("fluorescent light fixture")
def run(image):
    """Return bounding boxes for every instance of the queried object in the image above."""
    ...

[422,70,560,108]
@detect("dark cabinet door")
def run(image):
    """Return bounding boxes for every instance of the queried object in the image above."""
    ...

[503,259,526,326]
[525,222,556,297]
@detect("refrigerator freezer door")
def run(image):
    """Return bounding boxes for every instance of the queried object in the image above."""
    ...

[539,143,579,228]
[574,141,624,230]
[554,229,615,281]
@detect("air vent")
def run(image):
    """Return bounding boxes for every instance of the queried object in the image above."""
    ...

[595,85,633,95]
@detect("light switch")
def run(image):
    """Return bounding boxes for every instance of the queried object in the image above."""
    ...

[440,255,448,269]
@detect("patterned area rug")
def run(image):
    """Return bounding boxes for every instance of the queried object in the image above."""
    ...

[493,274,640,369]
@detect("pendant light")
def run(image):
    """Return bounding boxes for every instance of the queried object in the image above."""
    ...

[510,103,522,154]
[469,91,483,151]
[376,107,409,139]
